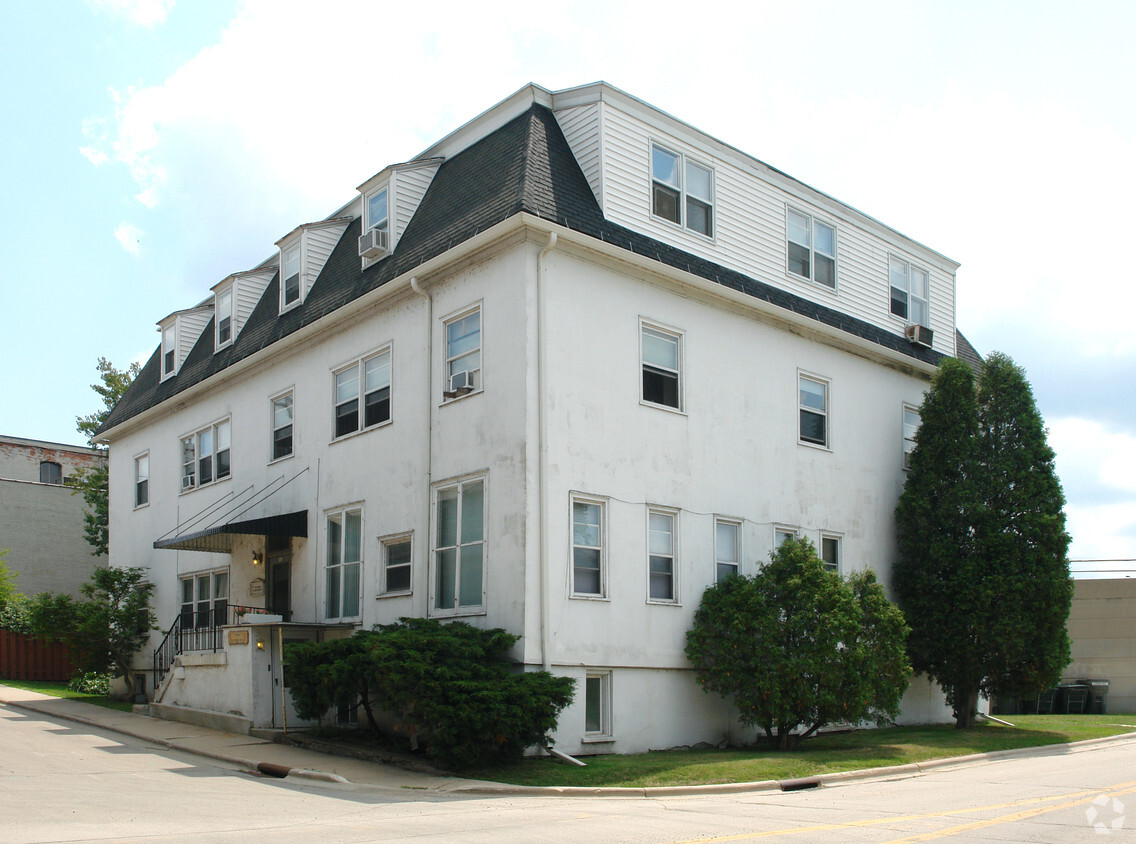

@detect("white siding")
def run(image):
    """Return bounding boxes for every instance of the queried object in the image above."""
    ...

[554,102,603,210]
[599,105,956,355]
[178,308,211,364]
[233,269,275,339]
[302,220,350,300]
[393,161,442,244]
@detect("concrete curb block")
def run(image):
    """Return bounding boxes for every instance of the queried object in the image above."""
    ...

[287,768,351,784]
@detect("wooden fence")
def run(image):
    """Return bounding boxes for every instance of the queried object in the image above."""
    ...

[0,629,74,682]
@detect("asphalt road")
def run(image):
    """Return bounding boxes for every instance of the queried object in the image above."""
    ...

[2,702,1133,843]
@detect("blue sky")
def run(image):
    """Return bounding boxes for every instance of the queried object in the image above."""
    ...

[1,0,1133,573]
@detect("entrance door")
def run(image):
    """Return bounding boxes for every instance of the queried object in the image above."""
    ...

[267,551,291,620]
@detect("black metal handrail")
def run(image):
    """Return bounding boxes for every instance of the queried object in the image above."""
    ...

[152,604,293,692]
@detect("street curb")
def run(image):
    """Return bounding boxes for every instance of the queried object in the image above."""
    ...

[5,692,1136,797]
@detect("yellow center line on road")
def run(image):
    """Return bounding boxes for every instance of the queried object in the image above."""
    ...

[879,783,1136,843]
[673,780,1136,843]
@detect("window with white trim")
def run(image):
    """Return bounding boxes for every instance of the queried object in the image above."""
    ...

[641,323,682,410]
[179,419,231,492]
[571,496,605,597]
[774,526,798,550]
[889,255,929,327]
[325,507,362,621]
[714,518,740,582]
[432,476,485,613]
[787,208,836,288]
[648,508,677,602]
[651,144,714,237]
[271,392,294,461]
[903,405,921,470]
[821,534,841,574]
[584,670,613,739]
[180,570,228,629]
[799,374,828,447]
[216,288,233,348]
[134,453,149,507]
[281,244,301,310]
[334,348,391,438]
[444,308,481,398]
[161,323,176,379]
[366,187,388,239]
[381,534,412,595]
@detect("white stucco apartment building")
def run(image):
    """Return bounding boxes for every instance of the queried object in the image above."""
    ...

[97,82,979,754]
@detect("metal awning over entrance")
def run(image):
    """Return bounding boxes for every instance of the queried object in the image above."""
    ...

[153,510,308,553]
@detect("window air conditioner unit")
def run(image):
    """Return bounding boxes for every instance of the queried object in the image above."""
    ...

[444,370,475,398]
[358,227,388,258]
[905,324,934,348]
[181,476,194,491]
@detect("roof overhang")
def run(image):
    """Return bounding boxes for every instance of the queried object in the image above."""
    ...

[154,510,308,553]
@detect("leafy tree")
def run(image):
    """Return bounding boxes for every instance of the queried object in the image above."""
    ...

[0,549,17,607]
[0,549,31,634]
[285,618,575,769]
[685,538,910,750]
[894,355,1071,728]
[26,567,156,697]
[72,357,141,556]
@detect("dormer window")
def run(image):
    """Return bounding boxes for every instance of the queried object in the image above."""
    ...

[651,143,714,238]
[282,245,301,309]
[216,288,233,348]
[367,187,388,237]
[359,186,390,259]
[162,324,176,379]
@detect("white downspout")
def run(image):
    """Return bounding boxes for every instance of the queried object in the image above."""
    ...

[409,277,432,619]
[537,233,557,672]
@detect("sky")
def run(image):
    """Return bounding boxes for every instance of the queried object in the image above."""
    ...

[1,0,1133,575]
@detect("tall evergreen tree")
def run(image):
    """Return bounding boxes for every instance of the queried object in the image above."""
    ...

[72,357,141,556]
[975,353,1072,702]
[895,355,1071,728]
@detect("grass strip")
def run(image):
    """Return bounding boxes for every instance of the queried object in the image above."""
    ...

[465,715,1136,788]
[0,679,134,713]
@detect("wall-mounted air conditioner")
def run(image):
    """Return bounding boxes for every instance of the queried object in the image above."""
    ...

[905,324,934,348]
[358,227,389,259]
[444,370,475,398]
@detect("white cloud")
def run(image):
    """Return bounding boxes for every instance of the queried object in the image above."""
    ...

[1048,417,1136,565]
[114,222,143,256]
[88,0,175,28]
[79,146,109,166]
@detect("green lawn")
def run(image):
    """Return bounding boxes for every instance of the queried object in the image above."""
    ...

[465,715,1136,788]
[0,679,134,713]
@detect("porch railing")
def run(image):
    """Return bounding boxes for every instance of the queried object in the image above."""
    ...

[152,604,293,690]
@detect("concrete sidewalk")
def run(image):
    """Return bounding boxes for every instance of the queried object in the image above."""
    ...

[0,684,472,794]
[4,683,1135,798]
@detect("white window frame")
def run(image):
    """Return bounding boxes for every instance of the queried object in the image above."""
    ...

[889,254,930,328]
[430,474,487,616]
[640,319,684,413]
[650,142,715,238]
[582,669,614,742]
[379,532,413,597]
[714,517,741,583]
[773,525,799,555]
[332,346,392,440]
[570,494,607,599]
[365,185,389,238]
[280,243,302,312]
[270,390,294,463]
[821,533,842,574]
[798,372,830,449]
[324,505,363,622]
[178,418,231,493]
[215,286,234,349]
[161,323,176,380]
[903,404,921,471]
[134,452,149,509]
[647,507,679,604]
[442,305,482,401]
[179,569,228,630]
[786,207,837,289]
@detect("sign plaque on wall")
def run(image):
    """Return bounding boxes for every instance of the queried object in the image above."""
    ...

[249,579,265,598]
[227,629,250,646]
